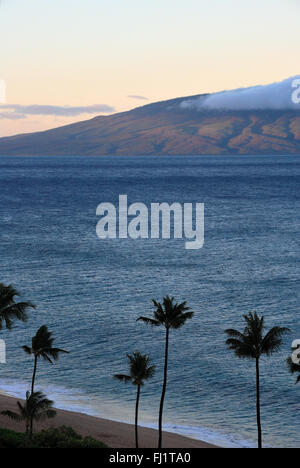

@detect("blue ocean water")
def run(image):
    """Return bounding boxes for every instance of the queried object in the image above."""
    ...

[0,155,299,448]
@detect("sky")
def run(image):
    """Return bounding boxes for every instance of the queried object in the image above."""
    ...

[0,0,299,137]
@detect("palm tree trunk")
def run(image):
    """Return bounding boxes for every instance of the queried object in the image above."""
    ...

[256,357,262,449]
[158,327,169,449]
[29,355,38,440]
[31,355,38,394]
[135,385,141,449]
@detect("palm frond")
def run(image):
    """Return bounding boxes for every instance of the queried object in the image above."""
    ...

[0,283,35,330]
[114,374,132,383]
[1,410,22,422]
[22,345,32,355]
[136,316,160,327]
[40,352,54,364]
[44,347,69,361]
[171,310,194,329]
[261,327,290,356]
[145,364,156,379]
[225,329,245,340]
[226,337,256,359]
[287,356,300,382]
[43,409,57,420]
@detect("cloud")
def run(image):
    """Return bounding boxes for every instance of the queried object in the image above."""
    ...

[0,112,25,120]
[127,95,149,101]
[0,103,115,119]
[180,76,300,111]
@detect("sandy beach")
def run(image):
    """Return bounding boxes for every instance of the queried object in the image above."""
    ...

[0,393,218,448]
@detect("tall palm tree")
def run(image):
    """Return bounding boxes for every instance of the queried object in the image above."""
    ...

[225,312,289,449]
[137,296,194,449]
[114,351,155,448]
[1,391,56,438]
[22,325,69,395]
[0,283,35,331]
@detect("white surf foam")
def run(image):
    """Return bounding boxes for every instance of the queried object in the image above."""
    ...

[0,378,256,448]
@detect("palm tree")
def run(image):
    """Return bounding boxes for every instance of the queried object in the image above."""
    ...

[1,391,56,438]
[22,325,69,395]
[114,351,155,448]
[0,283,35,331]
[137,296,194,449]
[225,312,289,449]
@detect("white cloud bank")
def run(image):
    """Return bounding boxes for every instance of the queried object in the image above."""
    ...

[181,76,300,111]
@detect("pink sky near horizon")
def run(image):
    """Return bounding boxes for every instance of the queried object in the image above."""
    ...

[0,0,299,137]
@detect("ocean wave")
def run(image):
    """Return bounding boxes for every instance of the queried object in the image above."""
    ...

[0,378,256,448]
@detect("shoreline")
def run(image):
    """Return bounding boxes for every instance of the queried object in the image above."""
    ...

[0,393,218,448]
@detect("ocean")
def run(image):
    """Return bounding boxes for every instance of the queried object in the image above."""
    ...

[0,155,299,448]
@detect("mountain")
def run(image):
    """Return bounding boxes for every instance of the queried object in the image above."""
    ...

[1,80,300,156]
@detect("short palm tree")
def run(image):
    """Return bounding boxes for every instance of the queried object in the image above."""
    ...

[22,325,69,394]
[114,351,155,448]
[137,296,194,449]
[225,312,289,449]
[0,283,35,331]
[1,391,56,438]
